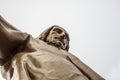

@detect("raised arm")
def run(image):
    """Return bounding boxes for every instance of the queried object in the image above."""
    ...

[0,16,29,65]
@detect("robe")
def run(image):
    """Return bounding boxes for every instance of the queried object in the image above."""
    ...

[0,16,105,80]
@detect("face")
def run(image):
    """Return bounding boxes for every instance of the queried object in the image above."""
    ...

[46,27,68,50]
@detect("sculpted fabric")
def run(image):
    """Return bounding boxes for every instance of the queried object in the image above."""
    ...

[0,16,104,80]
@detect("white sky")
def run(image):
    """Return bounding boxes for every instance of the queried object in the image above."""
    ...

[0,0,120,80]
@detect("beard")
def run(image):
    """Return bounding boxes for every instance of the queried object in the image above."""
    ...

[46,39,65,50]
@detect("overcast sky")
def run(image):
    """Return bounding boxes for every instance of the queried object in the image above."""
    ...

[0,0,120,80]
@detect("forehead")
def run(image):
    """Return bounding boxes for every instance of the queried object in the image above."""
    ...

[51,27,66,32]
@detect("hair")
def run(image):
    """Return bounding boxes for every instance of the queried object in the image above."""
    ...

[37,25,70,51]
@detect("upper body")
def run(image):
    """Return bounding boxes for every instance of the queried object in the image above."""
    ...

[0,16,105,80]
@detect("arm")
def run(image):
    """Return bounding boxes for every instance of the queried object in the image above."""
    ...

[0,16,29,65]
[68,53,105,80]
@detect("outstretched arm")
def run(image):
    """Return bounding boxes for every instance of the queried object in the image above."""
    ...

[0,16,29,65]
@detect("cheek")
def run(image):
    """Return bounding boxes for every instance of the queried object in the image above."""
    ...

[47,34,55,41]
[46,35,51,41]
[64,39,68,46]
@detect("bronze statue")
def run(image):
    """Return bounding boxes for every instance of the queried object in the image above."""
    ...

[0,16,105,80]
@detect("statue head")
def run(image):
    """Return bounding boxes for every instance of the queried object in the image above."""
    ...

[37,25,70,51]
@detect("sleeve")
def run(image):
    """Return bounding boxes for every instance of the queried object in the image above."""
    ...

[0,16,29,65]
[67,53,105,80]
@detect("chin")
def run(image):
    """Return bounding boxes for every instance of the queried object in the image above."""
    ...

[53,42,62,47]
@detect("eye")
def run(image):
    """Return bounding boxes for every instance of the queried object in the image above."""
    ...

[53,28,62,34]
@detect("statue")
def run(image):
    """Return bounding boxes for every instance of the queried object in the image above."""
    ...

[0,16,105,80]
